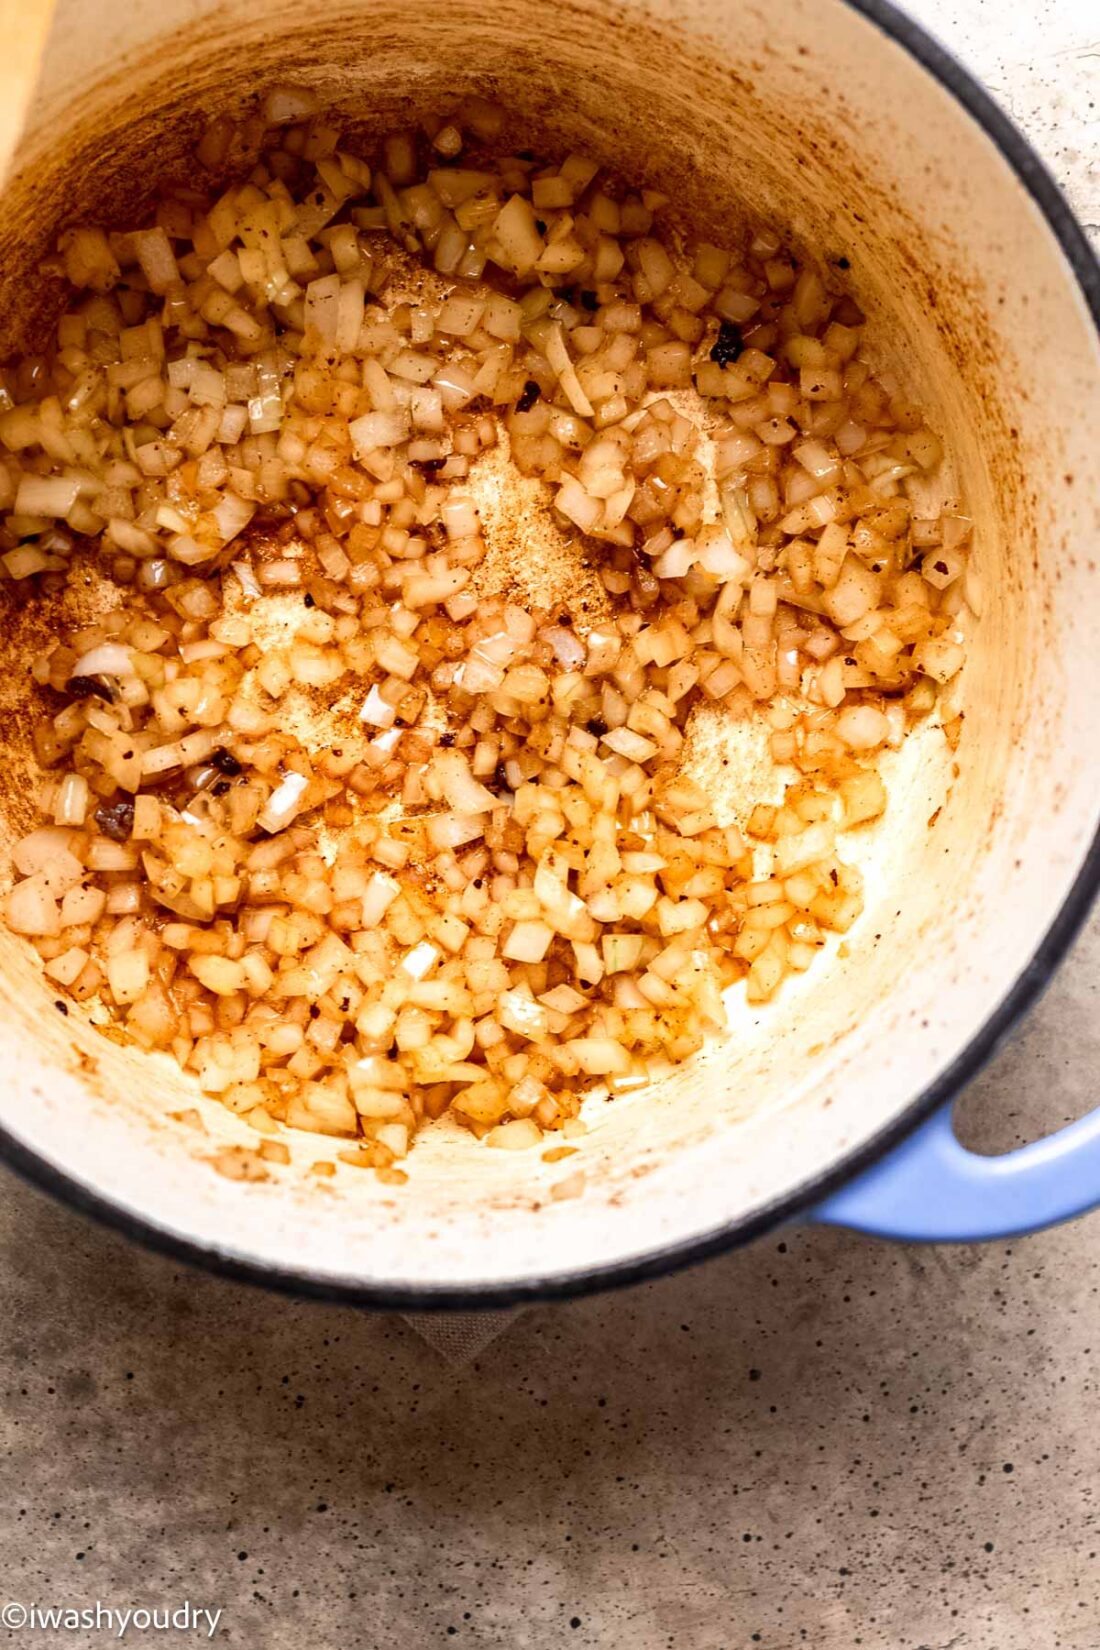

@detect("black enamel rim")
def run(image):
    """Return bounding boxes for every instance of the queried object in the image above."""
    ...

[2,0,1099,1311]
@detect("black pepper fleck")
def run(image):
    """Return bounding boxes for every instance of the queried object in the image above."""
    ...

[66,674,115,703]
[94,798,134,842]
[710,320,745,366]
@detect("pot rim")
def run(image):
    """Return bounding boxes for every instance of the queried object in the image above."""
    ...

[2,0,1099,1311]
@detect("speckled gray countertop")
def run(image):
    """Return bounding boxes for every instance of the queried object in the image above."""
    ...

[2,5,1099,1648]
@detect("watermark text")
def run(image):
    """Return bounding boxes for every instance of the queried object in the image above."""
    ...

[1,1601,222,1639]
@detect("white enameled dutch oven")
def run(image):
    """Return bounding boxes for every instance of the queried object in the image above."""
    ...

[0,0,1098,1308]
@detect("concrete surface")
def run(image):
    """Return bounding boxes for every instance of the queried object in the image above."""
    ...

[1,2,1099,1646]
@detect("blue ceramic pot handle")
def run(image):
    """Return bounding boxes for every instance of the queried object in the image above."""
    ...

[810,1101,1100,1241]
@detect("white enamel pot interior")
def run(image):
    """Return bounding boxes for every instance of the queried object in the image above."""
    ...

[0,0,1097,1305]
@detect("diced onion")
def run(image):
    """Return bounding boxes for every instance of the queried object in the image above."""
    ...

[71,643,134,680]
[0,93,966,1178]
[257,771,310,833]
